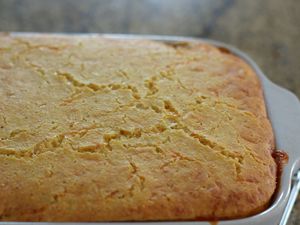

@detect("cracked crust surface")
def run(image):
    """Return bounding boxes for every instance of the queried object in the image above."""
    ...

[0,34,276,221]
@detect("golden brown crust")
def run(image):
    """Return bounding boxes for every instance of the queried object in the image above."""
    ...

[0,34,276,221]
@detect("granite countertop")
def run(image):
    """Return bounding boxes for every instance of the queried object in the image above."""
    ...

[0,0,299,224]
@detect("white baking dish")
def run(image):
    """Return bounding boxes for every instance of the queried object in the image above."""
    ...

[2,33,300,225]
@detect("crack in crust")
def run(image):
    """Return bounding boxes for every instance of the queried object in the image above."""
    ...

[57,72,141,100]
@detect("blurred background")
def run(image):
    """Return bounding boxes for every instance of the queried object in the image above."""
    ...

[0,0,299,224]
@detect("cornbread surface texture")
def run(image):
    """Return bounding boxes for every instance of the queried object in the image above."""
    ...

[0,34,276,221]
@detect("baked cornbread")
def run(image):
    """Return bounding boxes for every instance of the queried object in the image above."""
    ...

[0,34,276,221]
